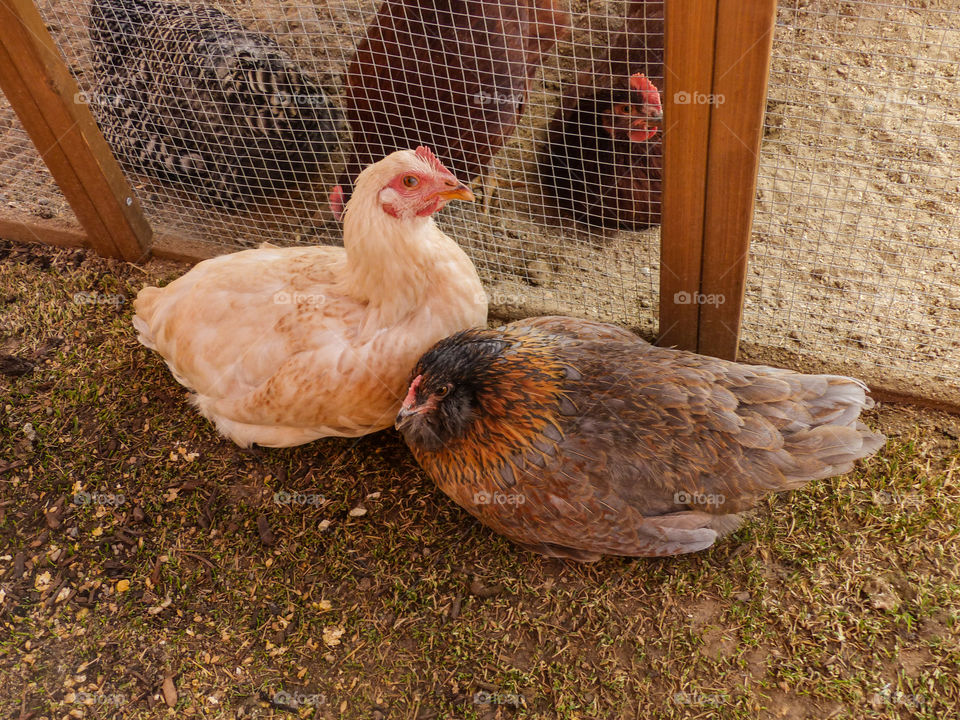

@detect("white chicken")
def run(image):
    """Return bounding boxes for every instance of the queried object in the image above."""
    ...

[133,147,488,447]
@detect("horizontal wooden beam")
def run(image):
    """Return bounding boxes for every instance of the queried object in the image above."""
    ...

[150,234,222,263]
[0,0,152,261]
[0,212,218,263]
[0,214,89,250]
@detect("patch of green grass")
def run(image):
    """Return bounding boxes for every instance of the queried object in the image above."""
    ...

[2,239,960,718]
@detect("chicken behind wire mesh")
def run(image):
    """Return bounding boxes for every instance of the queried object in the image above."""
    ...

[397,316,886,562]
[88,0,340,207]
[539,0,663,230]
[335,0,571,204]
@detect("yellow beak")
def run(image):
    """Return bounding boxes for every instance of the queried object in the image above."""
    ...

[434,183,476,203]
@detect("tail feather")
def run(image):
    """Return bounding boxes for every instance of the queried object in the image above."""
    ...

[798,375,872,425]
[770,375,885,486]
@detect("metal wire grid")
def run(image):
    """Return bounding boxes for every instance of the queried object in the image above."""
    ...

[20,0,662,334]
[6,0,955,397]
[747,0,960,393]
[0,96,78,230]
[0,1,90,230]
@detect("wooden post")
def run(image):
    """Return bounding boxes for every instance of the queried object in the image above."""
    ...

[0,0,152,261]
[698,0,777,358]
[658,0,776,359]
[658,0,719,351]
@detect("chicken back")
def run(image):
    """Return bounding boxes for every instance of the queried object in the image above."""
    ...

[339,0,570,201]
[397,316,885,562]
[539,0,663,230]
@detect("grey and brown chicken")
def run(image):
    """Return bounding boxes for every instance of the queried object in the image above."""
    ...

[89,0,340,208]
[397,316,885,562]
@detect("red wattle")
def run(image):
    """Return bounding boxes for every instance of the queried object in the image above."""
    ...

[329,185,346,221]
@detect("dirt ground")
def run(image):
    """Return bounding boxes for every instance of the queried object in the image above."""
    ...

[747,0,960,404]
[2,237,960,719]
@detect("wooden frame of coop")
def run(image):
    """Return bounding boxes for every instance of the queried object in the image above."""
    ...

[0,0,775,361]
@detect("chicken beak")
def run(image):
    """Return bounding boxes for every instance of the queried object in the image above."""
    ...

[434,182,476,203]
[395,406,419,431]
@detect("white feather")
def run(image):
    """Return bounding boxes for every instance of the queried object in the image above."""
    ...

[133,150,487,447]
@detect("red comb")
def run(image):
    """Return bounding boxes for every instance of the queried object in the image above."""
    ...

[415,146,449,174]
[629,72,662,111]
[402,374,422,409]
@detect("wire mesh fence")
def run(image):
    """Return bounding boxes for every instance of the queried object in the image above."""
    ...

[23,0,664,337]
[1,0,958,401]
[746,0,960,399]
[0,91,79,232]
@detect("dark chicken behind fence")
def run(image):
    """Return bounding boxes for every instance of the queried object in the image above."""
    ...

[89,0,340,208]
[331,0,570,215]
[539,0,663,230]
[396,316,886,562]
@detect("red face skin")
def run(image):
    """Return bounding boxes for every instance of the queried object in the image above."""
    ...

[399,374,431,415]
[380,170,475,219]
[327,147,475,221]
[603,72,663,144]
[396,373,447,428]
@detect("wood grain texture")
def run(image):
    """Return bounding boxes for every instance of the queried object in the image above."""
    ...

[698,0,777,359]
[0,214,89,249]
[0,0,151,260]
[150,234,222,263]
[658,0,718,351]
[0,213,213,265]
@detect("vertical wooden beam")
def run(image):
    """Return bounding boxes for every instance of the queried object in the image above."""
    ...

[0,0,151,260]
[698,0,777,359]
[658,0,719,351]
[658,0,776,359]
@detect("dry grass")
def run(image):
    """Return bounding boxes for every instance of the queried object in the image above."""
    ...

[1,238,959,719]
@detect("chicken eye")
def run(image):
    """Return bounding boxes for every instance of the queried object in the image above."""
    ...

[435,384,450,398]
[402,175,419,188]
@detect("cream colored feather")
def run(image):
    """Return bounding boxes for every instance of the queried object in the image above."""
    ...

[133,150,488,447]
